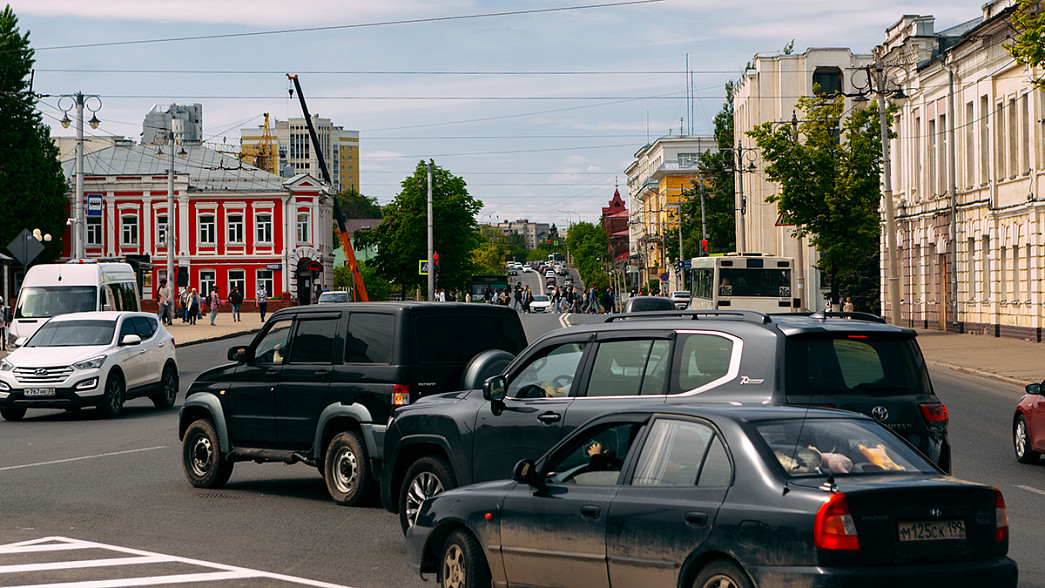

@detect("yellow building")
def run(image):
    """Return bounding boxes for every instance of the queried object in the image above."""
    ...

[241,116,360,194]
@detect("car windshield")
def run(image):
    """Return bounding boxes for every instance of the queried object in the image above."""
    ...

[628,298,675,312]
[533,295,550,302]
[15,286,97,319]
[28,319,115,347]
[785,335,931,397]
[318,292,350,303]
[753,417,936,477]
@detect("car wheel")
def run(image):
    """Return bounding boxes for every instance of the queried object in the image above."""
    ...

[151,365,179,409]
[692,560,753,588]
[0,407,27,421]
[439,529,490,588]
[324,431,371,506]
[399,455,457,534]
[182,419,234,488]
[99,372,125,418]
[1015,415,1040,464]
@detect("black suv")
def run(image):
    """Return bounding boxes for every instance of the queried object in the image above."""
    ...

[178,302,526,505]
[381,310,950,531]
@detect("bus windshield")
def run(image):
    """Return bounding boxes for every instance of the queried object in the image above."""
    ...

[719,268,791,298]
[15,286,97,319]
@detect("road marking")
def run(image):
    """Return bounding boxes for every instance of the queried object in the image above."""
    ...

[559,314,572,328]
[0,537,355,587]
[1015,484,1045,496]
[0,447,167,472]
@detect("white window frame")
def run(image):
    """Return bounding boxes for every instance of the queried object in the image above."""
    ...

[256,269,274,297]
[199,270,216,297]
[121,215,138,245]
[228,269,246,295]
[256,212,273,244]
[157,213,168,247]
[198,213,216,245]
[227,213,245,244]
[86,217,102,246]
[297,211,310,243]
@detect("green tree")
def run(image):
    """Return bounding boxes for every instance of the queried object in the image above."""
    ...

[747,94,888,308]
[682,80,738,258]
[336,188,382,219]
[353,160,482,297]
[1006,0,1045,89]
[565,222,609,290]
[335,261,391,301]
[0,6,68,262]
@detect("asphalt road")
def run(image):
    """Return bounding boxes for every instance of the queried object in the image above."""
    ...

[1,316,1043,587]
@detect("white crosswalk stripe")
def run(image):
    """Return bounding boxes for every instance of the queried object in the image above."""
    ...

[0,537,354,587]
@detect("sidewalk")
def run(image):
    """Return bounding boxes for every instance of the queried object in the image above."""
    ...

[914,329,1043,388]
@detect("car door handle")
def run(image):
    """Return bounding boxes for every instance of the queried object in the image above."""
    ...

[580,505,601,520]
[685,511,709,527]
[313,370,330,379]
[537,412,562,424]
[266,370,279,378]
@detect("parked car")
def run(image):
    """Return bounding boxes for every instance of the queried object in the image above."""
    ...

[528,295,552,313]
[669,290,692,309]
[407,406,1015,588]
[317,291,352,304]
[382,310,951,532]
[179,302,527,506]
[0,311,178,420]
[622,295,676,312]
[1013,378,1045,463]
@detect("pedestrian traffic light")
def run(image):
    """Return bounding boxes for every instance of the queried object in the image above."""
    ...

[433,253,439,272]
[701,239,708,255]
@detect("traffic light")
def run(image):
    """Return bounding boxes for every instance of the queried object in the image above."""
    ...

[433,253,439,273]
[701,239,709,255]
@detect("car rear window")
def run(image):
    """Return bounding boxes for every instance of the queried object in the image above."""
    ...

[412,313,525,364]
[784,335,931,397]
[346,313,394,364]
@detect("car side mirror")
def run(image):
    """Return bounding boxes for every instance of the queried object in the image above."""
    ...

[14,336,27,348]
[512,459,540,487]
[228,345,251,362]
[102,304,112,311]
[119,334,142,346]
[484,375,507,402]
[1028,382,1043,395]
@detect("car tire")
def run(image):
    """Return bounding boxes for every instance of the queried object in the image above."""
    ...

[439,529,490,588]
[151,365,179,409]
[182,419,234,488]
[0,407,27,421]
[99,372,125,418]
[1015,415,1040,464]
[324,431,371,506]
[692,560,753,588]
[399,455,457,534]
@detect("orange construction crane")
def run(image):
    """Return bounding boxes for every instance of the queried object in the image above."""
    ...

[287,74,368,301]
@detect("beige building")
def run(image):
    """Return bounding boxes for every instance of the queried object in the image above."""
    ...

[733,48,873,311]
[625,134,716,293]
[494,219,551,250]
[242,116,359,195]
[880,1,1045,339]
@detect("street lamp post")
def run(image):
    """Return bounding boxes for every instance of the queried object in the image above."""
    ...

[58,93,101,260]
[427,163,434,301]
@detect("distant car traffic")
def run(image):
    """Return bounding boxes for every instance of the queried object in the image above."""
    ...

[317,291,352,304]
[407,405,1016,588]
[669,290,691,309]
[529,295,551,313]
[0,311,178,420]
[622,295,676,312]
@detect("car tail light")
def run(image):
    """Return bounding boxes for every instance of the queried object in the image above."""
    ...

[919,402,948,423]
[392,384,411,407]
[995,488,1009,543]
[814,493,859,551]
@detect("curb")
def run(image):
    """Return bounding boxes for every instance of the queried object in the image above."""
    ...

[925,359,1028,388]
[175,328,261,348]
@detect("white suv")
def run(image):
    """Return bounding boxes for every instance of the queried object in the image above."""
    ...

[0,312,178,420]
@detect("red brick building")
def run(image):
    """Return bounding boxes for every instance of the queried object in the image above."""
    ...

[601,186,629,265]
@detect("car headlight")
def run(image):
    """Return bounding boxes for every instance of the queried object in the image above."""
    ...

[0,359,13,372]
[73,356,106,370]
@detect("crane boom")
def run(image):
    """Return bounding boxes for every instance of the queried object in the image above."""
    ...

[287,73,368,301]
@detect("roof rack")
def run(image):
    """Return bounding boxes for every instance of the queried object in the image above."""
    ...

[604,310,772,324]
[801,311,887,324]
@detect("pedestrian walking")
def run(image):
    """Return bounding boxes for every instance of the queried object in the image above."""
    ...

[208,286,221,326]
[180,287,191,322]
[188,289,200,325]
[843,296,855,312]
[256,285,268,321]
[228,286,243,322]
[513,283,523,311]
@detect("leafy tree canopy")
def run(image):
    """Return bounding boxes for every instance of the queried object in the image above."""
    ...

[0,6,68,262]
[565,221,609,290]
[353,160,482,295]
[1006,0,1045,89]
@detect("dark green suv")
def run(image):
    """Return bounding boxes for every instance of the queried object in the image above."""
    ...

[178,302,526,506]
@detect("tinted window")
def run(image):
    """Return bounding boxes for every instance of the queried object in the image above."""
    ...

[346,313,393,364]
[28,320,114,347]
[676,334,735,391]
[118,318,137,342]
[507,342,586,399]
[545,421,645,486]
[785,336,929,396]
[254,319,293,365]
[585,339,671,397]
[290,318,338,363]
[413,313,525,363]
[626,297,675,312]
[106,282,139,311]
[633,419,728,487]
[131,316,156,339]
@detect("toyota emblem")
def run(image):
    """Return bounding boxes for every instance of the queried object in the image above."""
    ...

[871,405,889,421]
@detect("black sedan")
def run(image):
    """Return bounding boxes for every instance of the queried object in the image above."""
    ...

[407,406,1016,588]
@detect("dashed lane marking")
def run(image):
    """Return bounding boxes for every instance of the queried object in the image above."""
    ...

[0,537,354,587]
[0,447,167,472]
[1015,484,1045,496]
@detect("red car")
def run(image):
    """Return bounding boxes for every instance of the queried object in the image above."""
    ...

[1013,380,1045,462]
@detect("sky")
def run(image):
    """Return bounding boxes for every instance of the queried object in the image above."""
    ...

[12,0,981,229]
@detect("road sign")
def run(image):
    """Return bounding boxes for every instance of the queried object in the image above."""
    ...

[419,260,429,275]
[6,229,45,267]
[87,194,103,217]
[660,272,669,281]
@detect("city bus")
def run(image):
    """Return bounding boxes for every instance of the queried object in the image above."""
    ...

[689,255,799,312]
[469,274,509,302]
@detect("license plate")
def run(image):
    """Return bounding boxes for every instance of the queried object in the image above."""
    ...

[898,519,966,542]
[23,388,56,397]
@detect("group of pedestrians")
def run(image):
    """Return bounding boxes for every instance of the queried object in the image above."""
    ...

[157,282,268,326]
